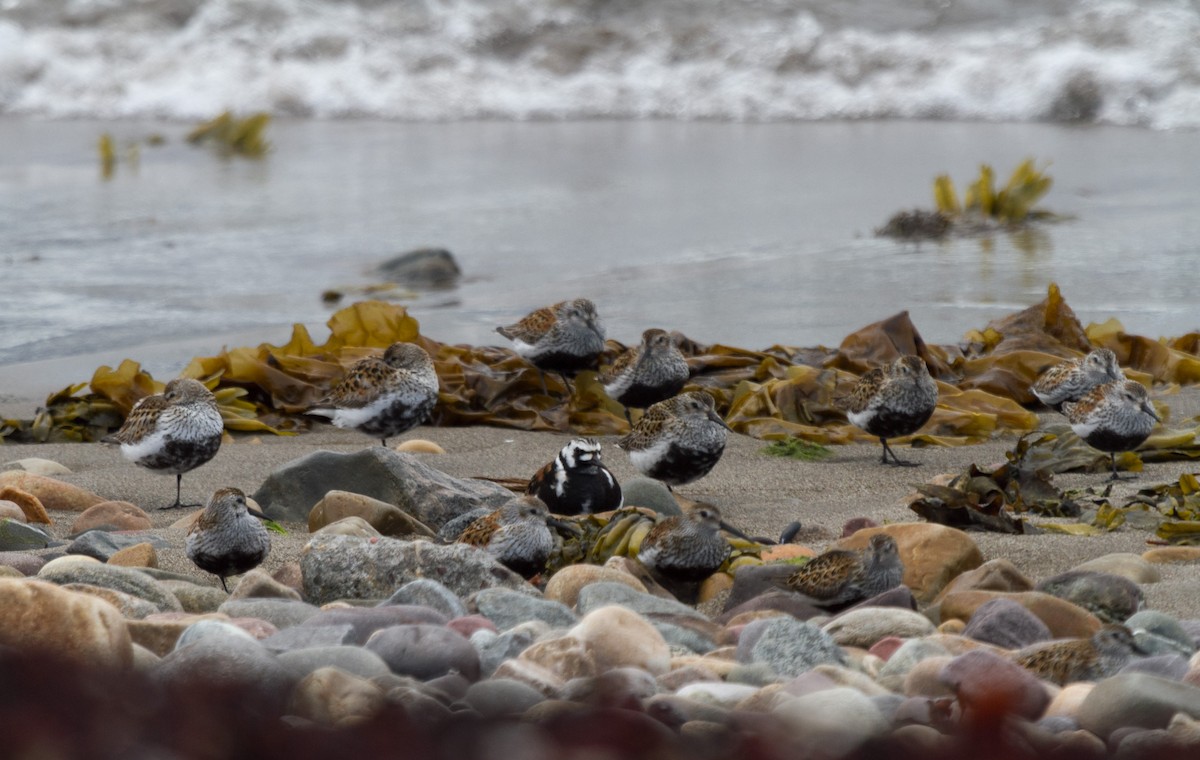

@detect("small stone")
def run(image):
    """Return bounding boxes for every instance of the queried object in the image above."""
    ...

[160,579,228,613]
[311,516,382,539]
[654,620,717,654]
[382,579,468,619]
[773,687,888,759]
[1036,570,1144,624]
[63,583,160,620]
[365,624,480,681]
[1072,553,1161,584]
[576,581,707,621]
[836,523,983,604]
[277,646,392,680]
[570,605,671,675]
[394,439,446,454]
[876,639,952,691]
[940,650,1051,720]
[0,519,50,550]
[620,477,682,516]
[289,666,387,726]
[70,501,153,534]
[156,632,294,713]
[375,247,461,288]
[1121,654,1190,681]
[543,564,646,608]
[38,561,181,613]
[472,623,545,677]
[229,569,302,601]
[737,616,846,677]
[1077,673,1200,739]
[299,605,449,645]
[0,487,51,523]
[2,458,72,476]
[491,658,566,698]
[0,472,104,511]
[1142,547,1200,564]
[658,664,721,691]
[67,530,170,562]
[463,678,546,717]
[218,598,320,630]
[933,558,1034,601]
[1045,682,1094,720]
[903,656,956,697]
[0,500,24,522]
[174,618,259,650]
[938,590,1101,638]
[108,542,159,569]
[448,614,495,639]
[518,635,597,681]
[963,598,1053,649]
[0,579,132,668]
[718,589,824,623]
[1126,611,1197,654]
[472,587,576,631]
[822,607,935,648]
[307,490,435,538]
[262,624,355,653]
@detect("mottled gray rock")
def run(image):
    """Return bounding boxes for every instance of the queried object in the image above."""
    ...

[365,624,480,681]
[653,621,717,654]
[1127,611,1197,654]
[218,598,320,630]
[65,530,169,562]
[877,638,952,691]
[175,619,258,651]
[963,598,1053,649]
[37,562,181,612]
[1113,729,1190,760]
[0,551,44,575]
[1120,654,1190,681]
[472,622,547,677]
[0,519,50,551]
[462,678,545,717]
[1036,570,1144,624]
[1078,673,1200,739]
[301,535,535,605]
[229,568,302,601]
[277,646,393,680]
[159,580,228,614]
[472,588,575,631]
[620,478,682,516]
[576,582,707,620]
[383,579,468,619]
[737,616,846,677]
[375,247,461,289]
[822,607,935,648]
[253,448,513,526]
[262,624,355,653]
[157,632,294,712]
[299,605,449,645]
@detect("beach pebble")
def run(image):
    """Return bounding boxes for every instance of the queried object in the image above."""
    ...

[571,605,671,675]
[822,607,935,648]
[463,678,546,717]
[576,581,706,620]
[311,517,382,539]
[39,561,181,613]
[1141,547,1200,564]
[307,490,435,538]
[1045,682,1094,721]
[518,635,597,681]
[0,486,50,523]
[67,530,168,562]
[383,578,468,618]
[252,447,512,526]
[301,535,535,604]
[933,557,1034,601]
[473,623,544,677]
[1126,610,1197,654]
[107,542,159,569]
[127,617,207,657]
[676,681,760,709]
[1072,553,1161,584]
[2,458,72,476]
[774,687,888,758]
[0,519,50,550]
[658,664,721,691]
[543,564,646,607]
[289,666,386,726]
[159,579,227,613]
[644,694,729,727]
[837,523,983,603]
[365,624,480,681]
[620,477,682,516]
[939,590,1100,638]
[812,663,892,697]
[723,564,796,611]
[447,614,495,639]
[64,582,159,620]
[263,624,355,653]
[1036,570,1144,624]
[300,605,449,645]
[473,587,576,630]
[845,585,919,611]
[1078,673,1200,739]
[719,589,824,623]
[1124,653,1190,681]
[903,656,956,698]
[737,616,846,677]
[393,439,446,454]
[491,658,566,698]
[157,633,294,711]
[962,598,1053,649]
[0,500,24,522]
[174,618,259,650]
[276,645,392,680]
[654,619,718,654]
[69,501,152,534]
[218,598,320,630]
[0,579,133,668]
[227,568,301,601]
[0,471,104,511]
[565,666,659,706]
[941,649,1051,720]
[375,247,461,288]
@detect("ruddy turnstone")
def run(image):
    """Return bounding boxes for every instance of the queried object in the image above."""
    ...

[102,377,224,509]
[527,437,623,516]
[1014,624,1144,685]
[456,495,572,579]
[1031,348,1124,411]
[838,355,938,466]
[599,328,690,423]
[636,504,752,584]
[185,487,271,592]
[616,391,730,488]
[307,342,439,447]
[785,533,904,610]
[1061,378,1159,480]
[495,298,606,394]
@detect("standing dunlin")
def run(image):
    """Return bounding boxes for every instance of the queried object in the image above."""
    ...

[1031,348,1124,411]
[495,298,606,394]
[1062,378,1159,480]
[456,495,572,579]
[1014,624,1144,685]
[185,487,271,592]
[786,534,904,610]
[599,328,690,424]
[102,377,223,509]
[838,355,938,466]
[527,438,623,516]
[307,342,439,447]
[616,391,730,488]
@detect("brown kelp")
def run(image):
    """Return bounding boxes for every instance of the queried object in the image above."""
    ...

[186,111,271,157]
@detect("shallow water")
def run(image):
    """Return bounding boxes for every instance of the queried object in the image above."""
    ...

[2,118,1199,378]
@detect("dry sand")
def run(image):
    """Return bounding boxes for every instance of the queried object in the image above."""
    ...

[2,387,1199,619]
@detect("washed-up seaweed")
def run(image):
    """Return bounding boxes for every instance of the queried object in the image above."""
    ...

[4,284,1200,447]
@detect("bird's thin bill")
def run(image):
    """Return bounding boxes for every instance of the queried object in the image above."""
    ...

[547,516,583,535]
[708,410,733,431]
[719,521,754,542]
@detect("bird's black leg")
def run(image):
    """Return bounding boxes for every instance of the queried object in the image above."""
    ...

[623,407,633,426]
[1107,452,1137,481]
[881,438,920,467]
[159,474,187,510]
[381,438,389,447]
[220,576,229,593]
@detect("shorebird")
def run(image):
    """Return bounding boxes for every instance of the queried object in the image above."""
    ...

[636,504,752,585]
[1031,348,1124,411]
[185,487,271,592]
[1013,624,1144,685]
[616,391,730,488]
[1061,378,1159,480]
[599,328,690,424]
[102,377,224,509]
[495,298,606,395]
[306,342,439,447]
[838,355,938,466]
[456,495,573,579]
[785,534,904,610]
[527,438,623,516]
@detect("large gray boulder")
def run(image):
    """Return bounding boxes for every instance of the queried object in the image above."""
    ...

[301,534,536,605]
[252,448,513,526]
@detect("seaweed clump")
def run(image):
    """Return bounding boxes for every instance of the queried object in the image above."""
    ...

[187,111,271,157]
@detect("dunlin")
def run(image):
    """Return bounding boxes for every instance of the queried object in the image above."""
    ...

[1031,348,1123,411]
[838,355,938,466]
[786,534,904,609]
[307,342,439,447]
[102,377,223,509]
[185,487,271,592]
[1014,624,1144,685]
[495,298,606,394]
[616,391,730,488]
[599,328,690,423]
[1062,378,1159,480]
[527,437,623,516]
[636,504,752,584]
[456,495,572,579]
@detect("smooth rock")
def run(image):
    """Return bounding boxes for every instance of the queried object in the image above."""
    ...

[229,568,303,601]
[472,623,545,677]
[161,579,228,613]
[542,564,646,608]
[0,579,132,668]
[383,578,468,618]
[127,617,202,657]
[1072,553,1161,584]
[0,500,23,522]
[963,597,1053,649]
[876,639,953,691]
[174,618,258,650]
[645,694,730,728]
[290,666,386,726]
[448,615,495,639]
[0,486,51,523]
[375,247,460,288]
[1078,673,1200,739]
[2,458,72,476]
[570,605,671,675]
[722,564,795,612]
[576,581,706,620]
[1126,611,1196,654]
[1142,547,1200,564]
[654,620,717,654]
[933,558,1034,601]
[1036,570,1144,624]
[263,624,355,653]
[394,439,446,454]
[0,471,104,511]
[676,682,760,708]
[277,646,392,680]
[840,585,919,613]
[473,587,576,631]
[38,561,181,612]
[301,535,535,604]
[837,523,983,603]
[62,582,160,620]
[311,516,382,539]
[218,598,320,630]
[773,687,888,758]
[462,678,546,718]
[491,658,566,698]
[107,542,159,569]
[519,635,598,681]
[940,649,1051,720]
[299,605,449,645]
[620,477,682,515]
[156,633,294,712]
[365,624,480,681]
[253,448,513,526]
[67,530,169,562]
[1120,654,1190,681]
[903,655,956,697]
[812,663,893,696]
[564,666,659,706]
[738,616,846,677]
[69,501,152,534]
[308,490,435,538]
[822,606,935,648]
[1045,682,1094,720]
[718,589,824,624]
[938,590,1101,638]
[658,664,721,691]
[0,519,50,550]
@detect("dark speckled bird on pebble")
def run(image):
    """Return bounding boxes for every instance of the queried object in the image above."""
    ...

[785,533,904,611]
[599,328,690,424]
[838,355,938,467]
[617,391,730,488]
[185,487,272,592]
[455,495,575,579]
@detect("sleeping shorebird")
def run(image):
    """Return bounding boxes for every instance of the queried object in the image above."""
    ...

[495,298,606,395]
[599,328,690,424]
[838,355,938,466]
[785,534,904,610]
[185,487,271,592]
[1031,348,1124,411]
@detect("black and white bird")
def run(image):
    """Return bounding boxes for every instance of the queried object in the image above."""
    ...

[527,438,623,516]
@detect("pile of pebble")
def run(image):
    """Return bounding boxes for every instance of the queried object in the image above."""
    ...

[3,451,1200,758]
